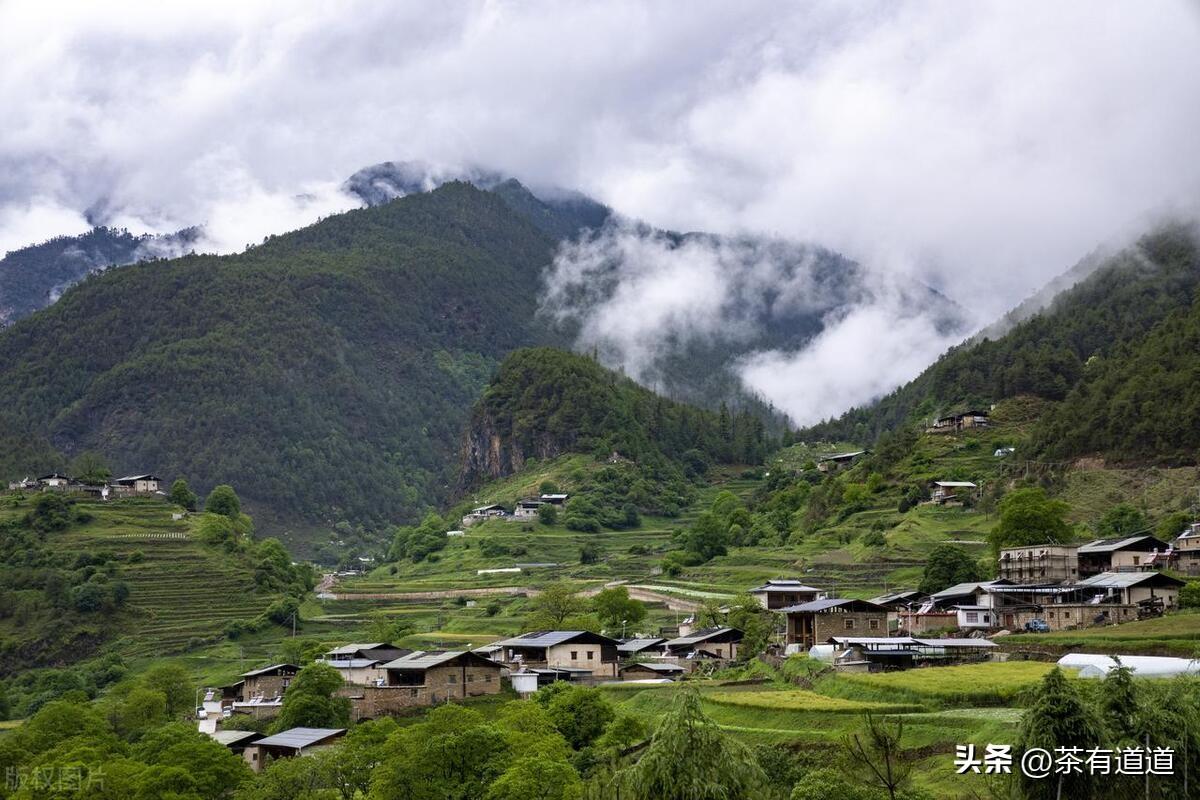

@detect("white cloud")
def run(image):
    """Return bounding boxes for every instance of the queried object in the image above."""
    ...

[1,1,1198,417]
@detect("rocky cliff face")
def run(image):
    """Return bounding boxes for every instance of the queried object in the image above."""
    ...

[457,403,569,490]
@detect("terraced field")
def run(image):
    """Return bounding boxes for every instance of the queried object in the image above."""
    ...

[57,500,284,658]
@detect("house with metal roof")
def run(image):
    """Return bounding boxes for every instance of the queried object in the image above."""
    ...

[322,643,411,684]
[1078,571,1184,609]
[817,451,866,473]
[242,727,345,772]
[781,598,887,650]
[925,410,990,434]
[748,579,825,610]
[620,661,686,680]
[111,474,161,495]
[617,637,666,656]
[239,664,298,704]
[1077,535,1170,577]
[663,627,743,661]
[489,631,621,678]
[207,730,264,754]
[816,635,998,670]
[929,481,978,505]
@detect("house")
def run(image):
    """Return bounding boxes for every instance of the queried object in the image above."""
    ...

[461,503,506,527]
[337,650,503,719]
[1173,523,1200,576]
[925,410,989,434]
[951,605,995,630]
[7,476,38,491]
[1077,571,1184,610]
[510,667,594,696]
[926,580,1010,611]
[490,631,621,678]
[1077,535,1171,577]
[208,730,264,755]
[37,473,72,489]
[819,636,998,671]
[749,579,825,610]
[817,451,866,473]
[242,727,345,772]
[620,662,685,680]
[929,481,978,505]
[240,664,299,703]
[112,474,161,494]
[540,493,569,506]
[998,545,1079,583]
[617,637,666,657]
[867,590,927,633]
[782,598,887,650]
[663,627,744,661]
[322,643,411,685]
[513,499,544,519]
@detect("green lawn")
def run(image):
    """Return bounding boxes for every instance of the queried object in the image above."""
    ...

[825,661,1054,705]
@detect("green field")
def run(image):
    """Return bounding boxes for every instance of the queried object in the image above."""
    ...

[707,688,923,714]
[828,661,1055,705]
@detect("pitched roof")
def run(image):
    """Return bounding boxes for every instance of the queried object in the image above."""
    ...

[114,474,160,482]
[252,728,345,750]
[929,580,1008,600]
[820,451,865,462]
[868,590,924,606]
[780,598,884,613]
[1078,535,1167,554]
[379,650,479,670]
[621,662,685,673]
[934,481,977,488]
[492,630,618,648]
[665,627,743,647]
[617,638,665,652]
[1078,571,1185,589]
[326,643,386,656]
[241,663,298,678]
[209,730,263,747]
[325,658,382,669]
[749,580,823,593]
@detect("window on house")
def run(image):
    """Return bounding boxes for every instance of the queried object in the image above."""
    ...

[485,674,493,682]
[1132,556,1140,565]
[570,651,578,660]
[410,688,418,698]
[447,674,456,684]
[869,619,879,630]
[467,673,474,682]
[844,618,855,630]
[965,612,979,623]
[587,650,594,660]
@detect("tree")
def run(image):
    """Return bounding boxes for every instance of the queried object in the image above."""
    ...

[1096,503,1149,538]
[1156,511,1192,541]
[538,504,559,526]
[842,713,912,800]
[69,451,112,485]
[724,594,776,660]
[140,662,195,718]
[27,492,72,532]
[579,542,601,565]
[539,481,560,495]
[364,611,413,644]
[615,687,765,800]
[274,662,351,731]
[591,586,646,631]
[525,583,589,630]
[917,545,982,594]
[205,484,242,518]
[168,478,198,511]
[1180,581,1200,609]
[1016,667,1104,800]
[988,488,1072,553]
[544,686,615,750]
[486,756,582,800]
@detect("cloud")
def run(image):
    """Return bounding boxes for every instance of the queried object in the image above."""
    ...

[1,1,1198,415]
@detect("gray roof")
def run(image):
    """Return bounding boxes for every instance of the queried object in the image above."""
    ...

[114,474,159,482]
[820,451,865,462]
[665,627,742,646]
[929,580,1006,600]
[933,481,977,488]
[209,730,263,746]
[493,630,617,648]
[326,643,386,656]
[868,590,923,606]
[1078,571,1185,589]
[750,580,823,593]
[830,636,997,649]
[622,662,684,672]
[780,598,884,613]
[617,638,665,653]
[252,728,345,750]
[241,663,298,678]
[1078,535,1165,554]
[381,650,469,670]
[324,658,381,669]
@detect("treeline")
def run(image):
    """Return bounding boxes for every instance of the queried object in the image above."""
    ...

[802,222,1200,459]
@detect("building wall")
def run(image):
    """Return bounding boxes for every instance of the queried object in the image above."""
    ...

[334,665,385,685]
[955,609,994,628]
[997,546,1079,583]
[786,610,887,648]
[243,673,292,700]
[1126,585,1178,608]
[898,612,958,634]
[546,643,618,677]
[341,664,501,719]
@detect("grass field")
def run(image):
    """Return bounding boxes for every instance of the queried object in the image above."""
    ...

[1003,612,1200,656]
[707,688,924,714]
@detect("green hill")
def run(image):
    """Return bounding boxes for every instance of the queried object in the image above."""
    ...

[803,222,1200,462]
[0,183,564,547]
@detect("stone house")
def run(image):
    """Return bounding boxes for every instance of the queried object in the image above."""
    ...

[1173,523,1200,575]
[925,411,989,434]
[242,728,345,772]
[489,630,621,678]
[111,474,161,495]
[1078,571,1184,609]
[783,598,888,650]
[240,664,299,702]
[663,627,743,661]
[749,579,824,610]
[1077,535,1171,577]
[997,544,1079,583]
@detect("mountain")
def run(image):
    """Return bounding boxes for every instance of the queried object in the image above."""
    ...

[0,182,564,548]
[0,226,199,325]
[458,347,769,489]
[801,221,1200,459]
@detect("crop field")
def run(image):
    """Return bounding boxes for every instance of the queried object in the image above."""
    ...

[826,661,1055,705]
[707,688,923,714]
[1003,612,1200,656]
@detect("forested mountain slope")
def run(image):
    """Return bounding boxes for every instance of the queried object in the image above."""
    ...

[802,221,1200,459]
[459,347,770,489]
[0,183,564,538]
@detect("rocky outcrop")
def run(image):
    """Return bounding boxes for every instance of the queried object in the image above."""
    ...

[457,402,569,491]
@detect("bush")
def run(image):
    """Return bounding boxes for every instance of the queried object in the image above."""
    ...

[538,504,558,525]
[26,493,72,532]
[1180,582,1200,609]
[204,484,242,518]
[580,542,601,565]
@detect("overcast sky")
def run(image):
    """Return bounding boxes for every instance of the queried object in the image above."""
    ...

[3,1,1199,422]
